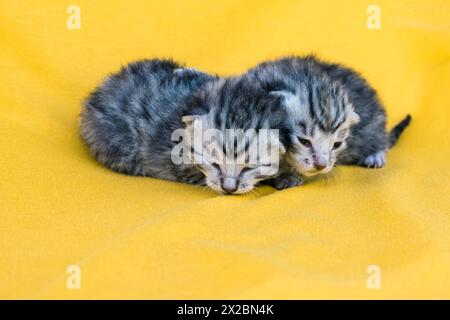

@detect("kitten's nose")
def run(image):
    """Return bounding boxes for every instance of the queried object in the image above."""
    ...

[314,163,327,170]
[313,159,327,171]
[222,177,238,194]
[313,155,328,171]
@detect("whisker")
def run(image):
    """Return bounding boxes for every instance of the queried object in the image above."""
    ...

[251,188,260,198]
[323,171,335,184]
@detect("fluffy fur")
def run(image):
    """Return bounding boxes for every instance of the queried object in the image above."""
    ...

[246,55,411,185]
[80,59,215,185]
[80,59,289,194]
[81,56,411,193]
[184,76,292,193]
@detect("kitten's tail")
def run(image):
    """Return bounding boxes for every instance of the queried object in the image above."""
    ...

[389,114,412,148]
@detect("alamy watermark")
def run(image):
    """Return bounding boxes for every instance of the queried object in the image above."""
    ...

[66,5,81,30]
[66,264,81,290]
[170,120,281,173]
[367,5,381,30]
[366,264,381,289]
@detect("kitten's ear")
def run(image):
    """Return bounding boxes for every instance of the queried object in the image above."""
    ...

[269,90,298,112]
[181,115,200,125]
[269,90,295,98]
[341,90,360,125]
[348,110,360,125]
[344,99,360,125]
[181,114,207,130]
[269,90,306,123]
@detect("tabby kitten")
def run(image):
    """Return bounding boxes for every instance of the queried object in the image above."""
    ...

[80,59,289,194]
[246,56,411,188]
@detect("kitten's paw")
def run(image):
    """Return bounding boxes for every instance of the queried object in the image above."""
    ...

[362,151,386,168]
[269,174,303,190]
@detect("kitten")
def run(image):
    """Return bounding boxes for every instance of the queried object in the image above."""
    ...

[80,59,287,194]
[182,76,292,194]
[246,55,411,188]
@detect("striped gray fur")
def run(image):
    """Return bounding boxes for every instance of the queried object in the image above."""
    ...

[80,59,289,194]
[246,55,411,183]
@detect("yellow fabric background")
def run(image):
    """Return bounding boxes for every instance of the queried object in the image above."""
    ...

[1,0,449,299]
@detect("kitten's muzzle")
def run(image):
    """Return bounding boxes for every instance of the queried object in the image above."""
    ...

[313,162,327,171]
[313,155,328,171]
[221,177,238,194]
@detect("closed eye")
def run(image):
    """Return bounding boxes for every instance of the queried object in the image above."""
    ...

[212,163,221,172]
[240,165,276,178]
[239,167,254,177]
[333,141,343,150]
[255,165,279,179]
[298,137,312,147]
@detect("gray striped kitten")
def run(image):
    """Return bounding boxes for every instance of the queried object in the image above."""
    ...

[80,59,288,194]
[246,56,411,188]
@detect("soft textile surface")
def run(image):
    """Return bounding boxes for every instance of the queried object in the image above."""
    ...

[1,0,449,299]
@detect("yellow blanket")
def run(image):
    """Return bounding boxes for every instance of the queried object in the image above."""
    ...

[1,0,449,299]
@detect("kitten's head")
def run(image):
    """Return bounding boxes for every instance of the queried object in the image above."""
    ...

[180,78,289,194]
[271,78,359,177]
